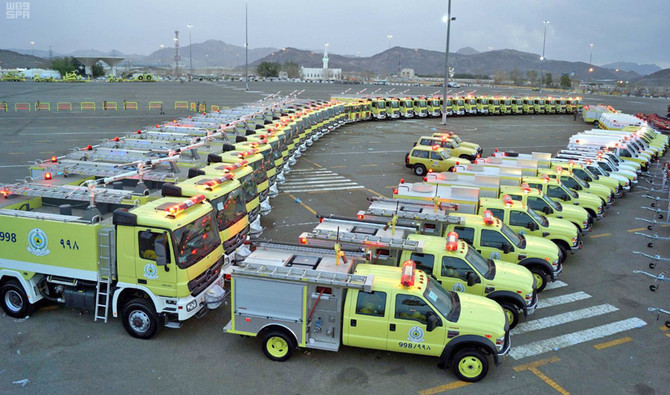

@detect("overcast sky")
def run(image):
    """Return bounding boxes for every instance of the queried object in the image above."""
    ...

[2,0,669,68]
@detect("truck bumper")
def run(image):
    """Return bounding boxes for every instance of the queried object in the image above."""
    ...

[552,262,563,280]
[173,275,226,322]
[495,332,512,365]
[571,238,583,253]
[525,294,539,317]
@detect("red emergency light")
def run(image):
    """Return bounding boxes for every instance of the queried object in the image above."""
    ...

[165,194,206,215]
[432,145,440,151]
[541,174,550,183]
[400,178,404,184]
[482,210,495,225]
[400,260,416,287]
[50,156,57,163]
[446,231,459,251]
[44,172,52,180]
[299,236,308,245]
[203,174,234,187]
[503,194,514,206]
[521,183,531,193]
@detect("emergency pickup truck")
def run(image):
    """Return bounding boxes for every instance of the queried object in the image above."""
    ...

[422,172,583,260]
[224,243,510,382]
[301,217,536,328]
[392,183,562,290]
[0,183,226,339]
[451,164,592,234]
[415,136,480,162]
[406,146,471,176]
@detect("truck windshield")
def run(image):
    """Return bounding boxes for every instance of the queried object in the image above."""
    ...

[391,101,399,108]
[451,135,462,143]
[528,208,549,227]
[239,174,259,203]
[561,184,578,198]
[424,277,458,322]
[173,212,221,269]
[598,161,614,173]
[465,246,493,278]
[211,189,247,231]
[582,167,599,180]
[377,101,386,109]
[543,195,561,211]
[457,100,464,105]
[248,158,268,185]
[439,151,451,160]
[572,174,589,188]
[500,223,523,247]
[270,140,282,160]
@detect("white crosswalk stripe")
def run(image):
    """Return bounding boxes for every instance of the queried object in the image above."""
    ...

[281,168,364,193]
[510,282,646,360]
[509,318,647,360]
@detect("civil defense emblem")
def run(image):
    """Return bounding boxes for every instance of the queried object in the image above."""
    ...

[144,263,159,280]
[407,326,425,342]
[452,283,466,292]
[490,251,501,260]
[27,228,50,256]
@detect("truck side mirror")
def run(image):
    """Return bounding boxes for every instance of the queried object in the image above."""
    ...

[155,233,170,270]
[466,271,478,286]
[561,194,569,201]
[502,243,514,254]
[527,222,537,231]
[426,312,441,332]
[542,206,552,214]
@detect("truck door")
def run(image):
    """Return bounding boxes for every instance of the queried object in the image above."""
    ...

[430,151,445,171]
[508,210,539,236]
[407,252,435,277]
[438,256,485,296]
[479,229,516,262]
[343,290,390,350]
[387,292,445,356]
[136,228,178,296]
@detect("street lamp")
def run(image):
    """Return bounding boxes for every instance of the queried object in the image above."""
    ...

[186,24,193,78]
[587,43,594,88]
[441,3,455,125]
[159,44,165,68]
[387,34,393,49]
[539,20,549,93]
[29,41,35,56]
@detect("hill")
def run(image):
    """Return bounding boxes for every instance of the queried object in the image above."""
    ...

[601,62,661,76]
[252,46,640,81]
[0,49,49,68]
[456,47,480,55]
[632,68,670,87]
[144,40,277,69]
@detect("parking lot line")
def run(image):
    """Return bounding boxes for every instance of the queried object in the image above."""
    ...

[513,357,569,395]
[417,380,471,395]
[509,318,647,360]
[544,280,568,290]
[301,158,322,168]
[287,193,317,216]
[593,336,632,350]
[537,291,591,309]
[512,304,619,336]
[365,188,385,198]
[626,227,647,232]
[589,233,611,239]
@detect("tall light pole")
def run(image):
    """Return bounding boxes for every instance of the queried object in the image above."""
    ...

[245,1,249,90]
[586,43,594,88]
[159,44,165,68]
[539,20,549,93]
[387,34,393,49]
[441,2,454,126]
[186,24,193,79]
[30,41,35,56]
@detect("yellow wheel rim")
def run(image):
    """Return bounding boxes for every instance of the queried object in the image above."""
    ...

[504,308,515,325]
[266,336,288,358]
[458,356,483,378]
[533,273,545,289]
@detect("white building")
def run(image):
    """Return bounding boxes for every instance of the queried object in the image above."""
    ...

[300,43,341,81]
[400,68,415,79]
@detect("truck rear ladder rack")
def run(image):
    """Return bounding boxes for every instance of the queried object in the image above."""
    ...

[364,207,463,224]
[233,262,373,292]
[253,241,369,258]
[1,182,145,205]
[367,196,460,211]
[306,229,424,252]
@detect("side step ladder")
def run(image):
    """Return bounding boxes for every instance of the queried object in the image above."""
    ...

[95,226,116,323]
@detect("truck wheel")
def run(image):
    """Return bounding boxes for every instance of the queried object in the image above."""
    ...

[500,302,520,329]
[0,280,33,318]
[122,298,161,339]
[451,348,489,382]
[261,329,295,362]
[413,164,427,176]
[529,268,548,292]
[555,243,568,263]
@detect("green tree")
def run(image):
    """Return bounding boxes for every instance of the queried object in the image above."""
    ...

[256,62,280,78]
[526,70,538,86]
[281,61,300,78]
[543,72,553,87]
[50,57,78,77]
[92,63,105,78]
[560,74,572,89]
[509,68,523,86]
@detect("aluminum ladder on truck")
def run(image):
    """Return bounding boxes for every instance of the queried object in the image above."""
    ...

[234,262,373,292]
[95,225,116,322]
[307,228,424,252]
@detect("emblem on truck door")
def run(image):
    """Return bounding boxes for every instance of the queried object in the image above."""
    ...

[144,263,159,279]
[490,251,501,260]
[408,326,425,342]
[27,228,50,256]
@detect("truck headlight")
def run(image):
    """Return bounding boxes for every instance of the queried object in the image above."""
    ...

[571,237,578,245]
[582,219,589,227]
[525,292,534,304]
[186,300,198,312]
[495,335,505,351]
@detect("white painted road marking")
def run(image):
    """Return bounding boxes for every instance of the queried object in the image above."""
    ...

[281,169,364,193]
[537,291,591,309]
[512,304,619,336]
[509,317,647,360]
[544,280,568,290]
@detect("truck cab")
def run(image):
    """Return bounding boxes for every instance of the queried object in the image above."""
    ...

[490,98,501,115]
[464,97,477,115]
[534,98,545,114]
[371,98,387,120]
[413,97,429,117]
[427,97,441,117]
[500,98,512,114]
[523,98,535,114]
[523,175,605,221]
[405,146,470,176]
[386,98,401,118]
[214,147,272,213]
[431,132,483,158]
[399,98,415,118]
[542,168,614,206]
[416,136,479,161]
[476,97,489,115]
[550,161,624,197]
[453,97,465,115]
[545,98,557,114]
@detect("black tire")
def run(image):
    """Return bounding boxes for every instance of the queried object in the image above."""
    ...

[261,329,296,362]
[555,242,568,263]
[122,298,161,339]
[0,280,33,318]
[413,164,427,176]
[650,285,657,292]
[451,347,489,382]
[500,302,520,329]
[529,267,548,292]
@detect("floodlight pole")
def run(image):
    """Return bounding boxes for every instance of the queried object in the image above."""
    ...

[245,1,249,91]
[441,0,452,125]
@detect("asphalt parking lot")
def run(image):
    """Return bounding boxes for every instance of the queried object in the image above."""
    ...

[1,81,670,394]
